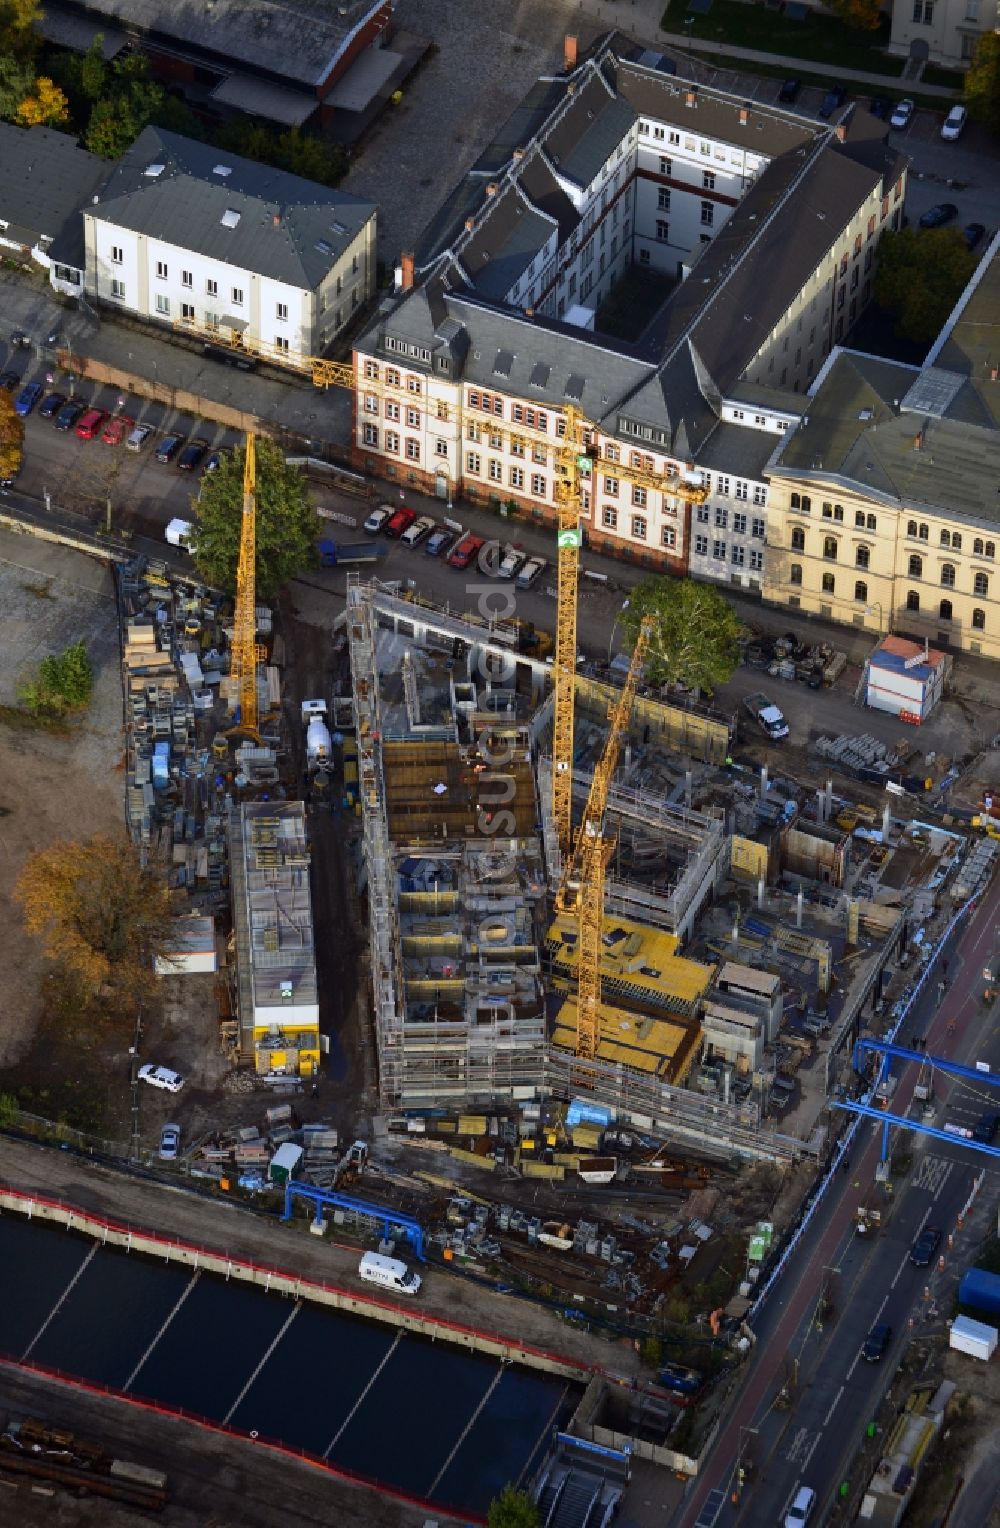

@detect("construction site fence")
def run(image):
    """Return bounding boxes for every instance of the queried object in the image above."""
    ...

[0,1354,483,1526]
[572,1374,702,1476]
[0,1187,594,1384]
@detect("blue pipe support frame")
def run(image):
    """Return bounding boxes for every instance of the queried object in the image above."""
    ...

[831,1097,1000,1162]
[852,1037,1000,1089]
[281,1180,426,1260]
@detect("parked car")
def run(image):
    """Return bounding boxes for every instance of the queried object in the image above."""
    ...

[963,223,986,251]
[74,407,107,440]
[102,414,135,446]
[424,528,454,558]
[940,104,967,141]
[0,370,20,392]
[203,450,224,472]
[38,391,66,419]
[910,1226,942,1266]
[155,434,183,463]
[889,98,914,131]
[516,554,548,589]
[384,506,417,538]
[919,203,959,229]
[14,381,43,417]
[778,78,801,104]
[158,1123,181,1161]
[54,399,84,430]
[126,423,153,452]
[862,1323,892,1361]
[138,1064,185,1093]
[178,439,209,471]
[447,533,485,570]
[10,330,30,349]
[400,513,436,547]
[818,85,847,120]
[363,504,392,535]
[972,1110,999,1143]
[497,545,526,579]
[868,95,891,120]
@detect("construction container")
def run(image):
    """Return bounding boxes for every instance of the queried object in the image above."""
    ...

[268,1142,303,1185]
[522,1160,565,1180]
[959,1267,1000,1317]
[571,1124,602,1150]
[950,1315,997,1360]
[457,1114,488,1137]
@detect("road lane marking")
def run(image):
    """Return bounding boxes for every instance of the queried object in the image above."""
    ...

[823,1384,845,1427]
[875,1293,890,1321]
[846,1352,861,1381]
[890,1252,909,1289]
[802,1434,822,1473]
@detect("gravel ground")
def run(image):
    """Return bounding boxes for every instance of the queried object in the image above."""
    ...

[0,529,124,1068]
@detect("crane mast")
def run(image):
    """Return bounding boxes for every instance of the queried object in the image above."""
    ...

[231,433,265,735]
[551,404,590,859]
[557,619,654,1058]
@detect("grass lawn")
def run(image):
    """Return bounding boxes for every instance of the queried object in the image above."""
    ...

[684,45,958,107]
[921,63,965,88]
[596,264,677,342]
[661,0,904,77]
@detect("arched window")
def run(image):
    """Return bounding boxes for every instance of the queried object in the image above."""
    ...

[856,545,870,569]
[952,533,962,552]
[974,571,989,597]
[866,514,877,531]
[939,599,953,622]
[855,580,868,602]
[822,572,835,594]
[906,590,920,611]
[908,554,923,578]
[974,538,984,556]
[790,563,802,585]
[907,520,918,538]
[973,608,986,631]
[940,530,951,548]
[941,563,955,588]
[791,527,806,552]
[855,511,866,528]
[986,542,995,560]
[919,523,929,541]
[823,536,838,560]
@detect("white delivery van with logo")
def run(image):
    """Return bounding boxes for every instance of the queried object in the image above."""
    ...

[358,1251,422,1294]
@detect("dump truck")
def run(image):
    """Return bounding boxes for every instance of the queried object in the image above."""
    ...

[743,691,789,741]
[316,538,386,567]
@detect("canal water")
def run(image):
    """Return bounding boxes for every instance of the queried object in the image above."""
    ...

[0,1214,579,1516]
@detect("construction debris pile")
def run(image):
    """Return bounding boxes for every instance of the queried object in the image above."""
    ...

[191,1102,356,1192]
[0,1417,168,1514]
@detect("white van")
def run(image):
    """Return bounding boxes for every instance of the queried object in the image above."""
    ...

[784,1484,816,1528]
[358,1251,422,1295]
[165,517,195,551]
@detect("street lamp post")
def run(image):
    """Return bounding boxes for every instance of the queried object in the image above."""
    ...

[865,601,888,633]
[683,16,695,54]
[607,598,631,666]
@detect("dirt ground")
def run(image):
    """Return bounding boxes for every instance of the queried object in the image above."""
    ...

[0,531,124,1073]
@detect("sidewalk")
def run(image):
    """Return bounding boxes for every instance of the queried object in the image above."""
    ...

[653,31,961,97]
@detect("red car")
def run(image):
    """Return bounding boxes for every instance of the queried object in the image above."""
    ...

[447,533,485,570]
[384,507,417,538]
[75,408,108,440]
[102,414,135,446]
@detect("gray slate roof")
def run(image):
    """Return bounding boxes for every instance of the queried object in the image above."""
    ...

[771,349,1000,524]
[0,123,106,261]
[695,421,782,478]
[460,192,555,301]
[89,127,375,290]
[52,0,385,89]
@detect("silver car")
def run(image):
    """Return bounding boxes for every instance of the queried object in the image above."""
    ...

[158,1123,181,1160]
[138,1063,185,1092]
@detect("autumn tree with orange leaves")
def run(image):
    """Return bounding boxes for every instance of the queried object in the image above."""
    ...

[16,75,69,126]
[0,390,24,483]
[15,835,172,1015]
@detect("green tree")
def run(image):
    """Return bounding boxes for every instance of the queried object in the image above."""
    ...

[488,1485,541,1528]
[84,52,201,157]
[0,51,35,119]
[215,119,346,186]
[0,0,40,59]
[965,33,1000,133]
[820,0,881,28]
[19,640,93,716]
[874,225,975,345]
[620,576,741,695]
[191,437,320,598]
[80,33,108,103]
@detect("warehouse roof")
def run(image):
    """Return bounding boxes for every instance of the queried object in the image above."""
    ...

[88,126,375,290]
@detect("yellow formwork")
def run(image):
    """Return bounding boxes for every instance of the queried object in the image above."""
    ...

[546,911,714,1008]
[553,996,700,1085]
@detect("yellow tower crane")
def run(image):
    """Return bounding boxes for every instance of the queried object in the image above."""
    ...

[230,433,266,737]
[556,617,654,1058]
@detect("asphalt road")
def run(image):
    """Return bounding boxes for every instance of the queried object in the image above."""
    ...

[677,870,1000,1528]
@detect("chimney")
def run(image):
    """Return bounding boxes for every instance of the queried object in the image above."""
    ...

[913,427,924,451]
[685,87,698,108]
[564,34,578,72]
[739,103,750,126]
[401,251,415,291]
[486,182,499,197]
[835,123,847,142]
[272,212,281,227]
[464,217,476,231]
